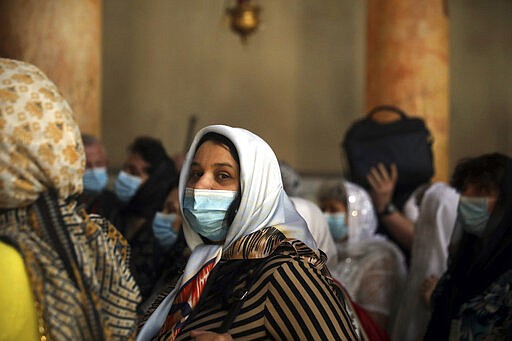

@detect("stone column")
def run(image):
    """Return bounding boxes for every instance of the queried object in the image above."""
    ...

[366,0,449,181]
[0,0,102,136]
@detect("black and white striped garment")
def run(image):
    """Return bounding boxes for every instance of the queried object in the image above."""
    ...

[168,234,361,340]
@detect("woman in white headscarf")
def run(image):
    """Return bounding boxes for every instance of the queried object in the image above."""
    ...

[138,125,362,340]
[391,182,459,341]
[318,180,407,333]
[0,58,140,340]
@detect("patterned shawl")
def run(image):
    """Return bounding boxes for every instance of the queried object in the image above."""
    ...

[138,125,318,340]
[0,58,140,340]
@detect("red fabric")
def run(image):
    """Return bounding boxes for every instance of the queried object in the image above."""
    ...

[159,258,217,340]
[332,278,389,341]
[351,301,390,341]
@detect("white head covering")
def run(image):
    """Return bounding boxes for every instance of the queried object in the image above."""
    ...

[392,182,459,341]
[179,125,317,250]
[343,181,379,243]
[139,125,317,340]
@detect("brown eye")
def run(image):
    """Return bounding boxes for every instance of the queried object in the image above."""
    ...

[216,172,232,182]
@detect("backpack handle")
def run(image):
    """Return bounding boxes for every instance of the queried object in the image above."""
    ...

[366,105,407,120]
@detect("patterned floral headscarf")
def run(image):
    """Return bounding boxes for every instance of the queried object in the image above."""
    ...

[0,58,140,340]
[0,58,84,207]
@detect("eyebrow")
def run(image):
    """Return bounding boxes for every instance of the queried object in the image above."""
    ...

[190,161,236,169]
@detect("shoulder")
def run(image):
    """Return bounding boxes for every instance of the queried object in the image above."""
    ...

[253,243,361,340]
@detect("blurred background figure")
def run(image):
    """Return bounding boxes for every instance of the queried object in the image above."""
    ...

[425,153,512,340]
[138,181,191,313]
[318,179,406,333]
[391,182,459,341]
[78,133,120,218]
[0,58,140,340]
[111,136,178,312]
[279,160,338,269]
[366,163,418,262]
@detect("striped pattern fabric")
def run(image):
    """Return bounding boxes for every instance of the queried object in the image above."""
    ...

[150,227,361,340]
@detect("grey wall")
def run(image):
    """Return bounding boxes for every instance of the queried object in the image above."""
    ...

[102,0,512,178]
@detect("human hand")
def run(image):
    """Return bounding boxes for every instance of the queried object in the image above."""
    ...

[190,330,233,341]
[421,275,439,307]
[366,163,398,213]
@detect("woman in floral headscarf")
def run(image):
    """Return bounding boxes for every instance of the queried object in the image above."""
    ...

[138,125,363,340]
[0,58,140,340]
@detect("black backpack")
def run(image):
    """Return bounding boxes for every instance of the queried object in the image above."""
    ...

[342,105,434,208]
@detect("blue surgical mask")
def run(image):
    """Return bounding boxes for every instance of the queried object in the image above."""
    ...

[324,212,348,240]
[152,212,178,249]
[458,196,490,237]
[182,188,237,242]
[114,171,142,202]
[83,167,109,193]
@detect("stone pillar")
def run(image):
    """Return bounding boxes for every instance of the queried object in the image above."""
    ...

[0,0,102,136]
[366,0,449,181]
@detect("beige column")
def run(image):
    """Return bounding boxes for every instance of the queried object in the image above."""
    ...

[0,0,102,136]
[366,0,449,181]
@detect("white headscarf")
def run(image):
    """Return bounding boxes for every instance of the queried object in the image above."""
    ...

[343,181,379,243]
[138,125,317,340]
[392,182,459,341]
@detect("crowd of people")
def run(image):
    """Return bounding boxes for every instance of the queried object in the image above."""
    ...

[2,57,511,340]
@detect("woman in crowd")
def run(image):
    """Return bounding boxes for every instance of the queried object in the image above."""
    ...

[0,58,140,340]
[391,182,459,341]
[139,182,191,314]
[318,180,406,333]
[111,136,178,308]
[425,153,512,339]
[138,125,362,340]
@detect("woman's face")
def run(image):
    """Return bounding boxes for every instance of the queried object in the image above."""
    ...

[187,140,240,191]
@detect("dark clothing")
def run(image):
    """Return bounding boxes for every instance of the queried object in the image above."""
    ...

[425,156,512,340]
[112,157,179,313]
[78,189,121,221]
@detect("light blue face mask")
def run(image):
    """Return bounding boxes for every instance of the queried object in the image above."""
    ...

[182,188,237,242]
[114,170,142,203]
[458,196,490,237]
[324,212,348,240]
[83,167,109,193]
[152,212,178,249]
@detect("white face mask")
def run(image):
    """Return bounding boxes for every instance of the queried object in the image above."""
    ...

[458,196,490,237]
[182,188,238,241]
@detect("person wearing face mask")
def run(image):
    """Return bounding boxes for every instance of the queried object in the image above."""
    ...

[278,160,338,270]
[137,125,363,340]
[425,153,512,340]
[136,183,191,313]
[317,180,406,334]
[110,136,178,311]
[78,133,120,217]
